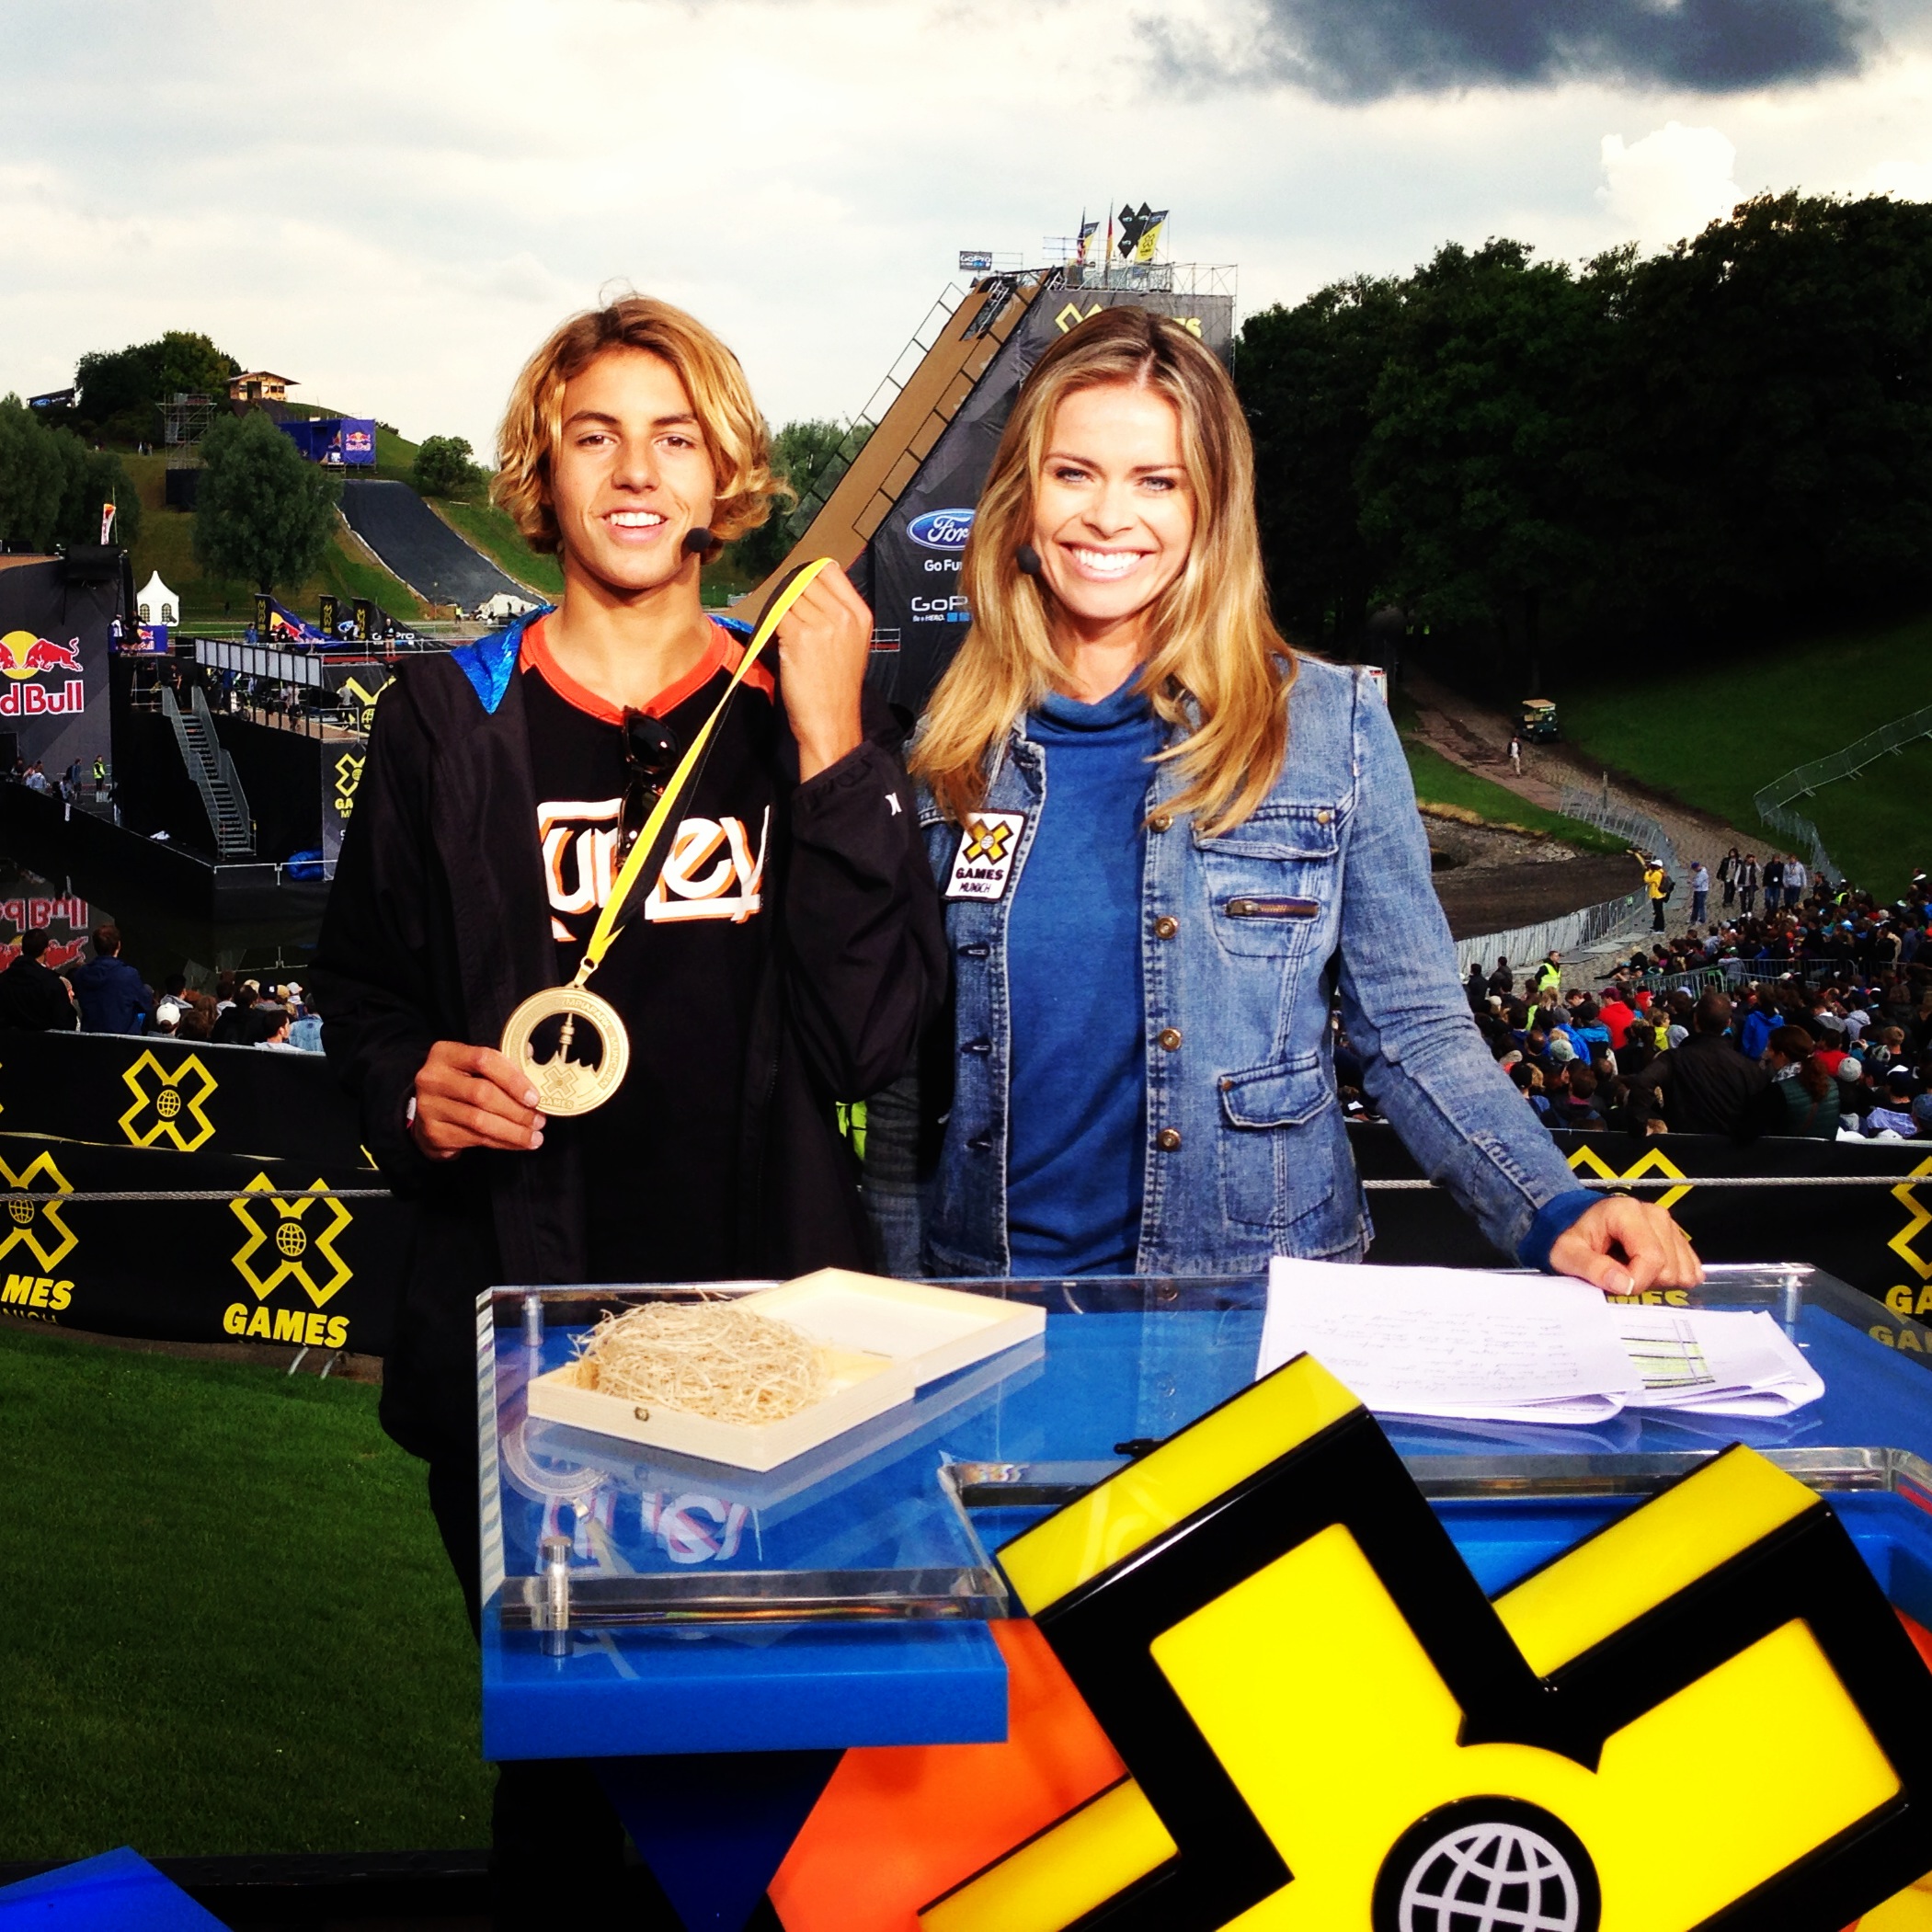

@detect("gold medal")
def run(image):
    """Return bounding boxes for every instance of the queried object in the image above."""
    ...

[497,557,836,1117]
[501,984,631,1117]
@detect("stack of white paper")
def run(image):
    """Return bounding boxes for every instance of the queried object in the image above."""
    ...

[1259,1258,1823,1424]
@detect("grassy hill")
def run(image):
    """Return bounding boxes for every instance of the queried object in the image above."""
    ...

[1555,611,1932,896]
[429,498,562,600]
[121,452,429,626]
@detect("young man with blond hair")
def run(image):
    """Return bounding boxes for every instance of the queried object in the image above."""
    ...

[314,297,942,1908]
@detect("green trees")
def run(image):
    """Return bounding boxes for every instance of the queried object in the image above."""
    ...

[192,411,339,593]
[412,435,482,498]
[72,331,239,442]
[0,397,141,553]
[1236,193,1932,682]
[726,418,865,580]
[1356,241,1607,693]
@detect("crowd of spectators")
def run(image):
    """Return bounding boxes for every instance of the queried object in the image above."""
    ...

[1334,863,1932,1143]
[0,923,321,1050]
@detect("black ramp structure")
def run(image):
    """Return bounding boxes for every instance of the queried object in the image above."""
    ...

[338,480,532,609]
[749,266,1236,718]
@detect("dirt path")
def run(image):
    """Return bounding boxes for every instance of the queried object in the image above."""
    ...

[1402,666,1762,872]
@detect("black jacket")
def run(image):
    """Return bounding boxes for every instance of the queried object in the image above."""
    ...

[1629,1029,1768,1137]
[0,955,77,1032]
[311,634,945,1463]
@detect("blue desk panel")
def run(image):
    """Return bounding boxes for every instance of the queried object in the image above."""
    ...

[483,1612,1008,1761]
[483,1279,1932,1763]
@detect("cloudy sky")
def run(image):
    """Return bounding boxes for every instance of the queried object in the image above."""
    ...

[5,0,1931,452]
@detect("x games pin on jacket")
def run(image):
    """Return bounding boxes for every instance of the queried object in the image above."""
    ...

[311,611,946,1465]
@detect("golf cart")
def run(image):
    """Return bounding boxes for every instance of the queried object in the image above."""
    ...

[1518,697,1560,743]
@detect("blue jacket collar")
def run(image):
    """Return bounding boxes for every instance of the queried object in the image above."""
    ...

[450,606,753,715]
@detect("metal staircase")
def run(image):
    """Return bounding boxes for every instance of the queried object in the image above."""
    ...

[160,683,255,857]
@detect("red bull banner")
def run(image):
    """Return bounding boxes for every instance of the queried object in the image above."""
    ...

[0,630,86,714]
[0,558,111,776]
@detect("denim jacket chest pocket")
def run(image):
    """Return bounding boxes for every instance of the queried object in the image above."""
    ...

[1192,802,1342,959]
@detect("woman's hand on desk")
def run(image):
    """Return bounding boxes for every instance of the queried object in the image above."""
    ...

[1549,1196,1702,1297]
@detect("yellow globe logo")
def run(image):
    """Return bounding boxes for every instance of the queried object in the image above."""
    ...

[7,1196,34,1225]
[275,1222,308,1259]
[155,1088,182,1119]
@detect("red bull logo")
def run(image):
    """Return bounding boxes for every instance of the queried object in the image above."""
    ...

[0,632,86,716]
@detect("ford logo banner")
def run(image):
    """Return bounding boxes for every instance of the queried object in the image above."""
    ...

[908,509,975,552]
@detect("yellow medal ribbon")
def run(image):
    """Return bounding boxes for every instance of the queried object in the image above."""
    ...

[569,554,834,989]
[500,556,836,1116]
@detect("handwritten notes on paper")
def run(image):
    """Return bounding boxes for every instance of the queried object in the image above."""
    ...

[1259,1259,1823,1424]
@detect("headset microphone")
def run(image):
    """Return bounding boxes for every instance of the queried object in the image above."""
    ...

[683,527,717,554]
[1015,543,1044,577]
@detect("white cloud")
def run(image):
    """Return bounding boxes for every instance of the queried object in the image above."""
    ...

[3,4,1932,451]
[1598,122,1743,249]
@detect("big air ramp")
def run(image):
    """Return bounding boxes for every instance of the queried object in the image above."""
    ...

[340,479,532,611]
[753,264,1236,714]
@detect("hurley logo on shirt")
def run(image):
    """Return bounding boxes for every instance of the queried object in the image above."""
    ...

[539,799,771,935]
[946,810,1026,901]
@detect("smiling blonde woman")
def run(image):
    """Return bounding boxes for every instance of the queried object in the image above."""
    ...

[886,304,1698,1294]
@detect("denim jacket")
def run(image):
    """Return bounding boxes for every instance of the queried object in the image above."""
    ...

[907,656,1590,1276]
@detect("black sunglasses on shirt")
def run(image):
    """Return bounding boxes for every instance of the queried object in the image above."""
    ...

[619,709,680,858]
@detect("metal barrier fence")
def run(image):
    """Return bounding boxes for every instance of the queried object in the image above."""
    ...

[1739,708,1932,892]
[1556,792,1682,880]
[1452,890,1652,983]
[1756,704,1932,812]
[1755,796,1844,891]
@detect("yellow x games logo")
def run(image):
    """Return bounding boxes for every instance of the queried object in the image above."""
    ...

[332,750,365,818]
[926,1357,1932,1932]
[120,1050,218,1152]
[962,817,1015,866]
[1886,1155,1932,1283]
[0,1150,75,1272]
[1566,1143,1692,1214]
[337,674,387,733]
[231,1174,352,1306]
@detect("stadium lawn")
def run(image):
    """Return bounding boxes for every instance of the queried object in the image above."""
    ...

[120,452,429,626]
[0,1324,490,1860]
[1556,611,1932,897]
[1401,739,1627,855]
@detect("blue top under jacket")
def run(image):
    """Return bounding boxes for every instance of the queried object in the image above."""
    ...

[1006,680,1167,1274]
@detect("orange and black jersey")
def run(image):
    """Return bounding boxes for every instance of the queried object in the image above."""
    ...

[520,616,782,1283]
[312,614,944,1465]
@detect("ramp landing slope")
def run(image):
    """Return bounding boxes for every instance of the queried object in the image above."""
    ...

[339,480,532,611]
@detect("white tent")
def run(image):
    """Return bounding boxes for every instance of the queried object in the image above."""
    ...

[475,591,540,623]
[136,571,179,627]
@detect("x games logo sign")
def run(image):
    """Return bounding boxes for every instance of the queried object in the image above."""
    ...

[333,750,364,820]
[0,1150,74,1272]
[231,1175,352,1305]
[120,1051,218,1152]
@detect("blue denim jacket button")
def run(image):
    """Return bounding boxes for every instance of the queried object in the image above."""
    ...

[963,1038,992,1056]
